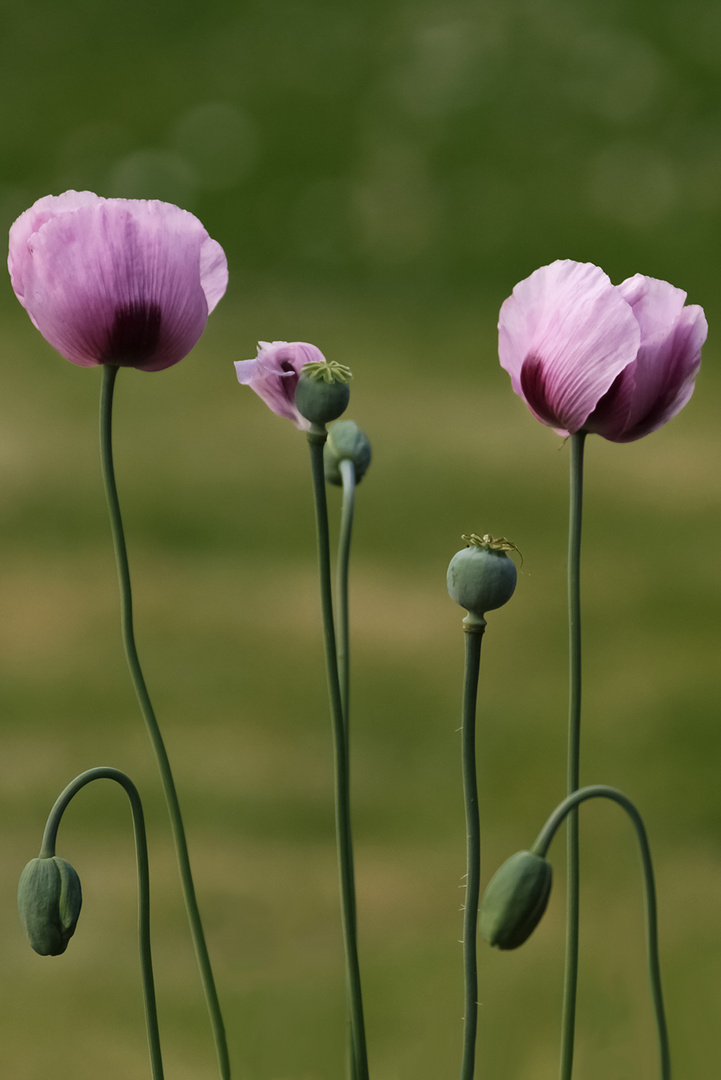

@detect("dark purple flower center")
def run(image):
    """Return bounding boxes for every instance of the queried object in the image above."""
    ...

[584,371,627,433]
[102,301,162,366]
[520,353,560,426]
[278,360,299,404]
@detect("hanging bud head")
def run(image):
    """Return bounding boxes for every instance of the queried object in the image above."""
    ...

[447,534,519,626]
[295,359,352,426]
[480,850,552,950]
[18,855,83,956]
[324,420,372,485]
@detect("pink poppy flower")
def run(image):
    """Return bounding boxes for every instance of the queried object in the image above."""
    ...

[8,190,228,372]
[234,341,327,429]
[498,260,707,442]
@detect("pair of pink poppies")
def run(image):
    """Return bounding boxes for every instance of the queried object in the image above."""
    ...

[7,191,707,442]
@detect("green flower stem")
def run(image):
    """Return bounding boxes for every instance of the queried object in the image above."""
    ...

[561,429,586,1080]
[459,621,485,1080]
[532,784,670,1080]
[39,766,164,1080]
[337,457,356,736]
[337,456,358,1080]
[100,365,230,1080]
[307,426,369,1080]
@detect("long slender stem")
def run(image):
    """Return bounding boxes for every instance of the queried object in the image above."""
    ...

[560,429,586,1080]
[337,457,356,736]
[459,624,485,1080]
[336,456,358,1080]
[99,365,230,1080]
[307,427,369,1080]
[533,785,671,1080]
[40,766,165,1080]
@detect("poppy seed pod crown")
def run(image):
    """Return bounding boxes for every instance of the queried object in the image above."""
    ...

[447,534,518,623]
[295,359,352,426]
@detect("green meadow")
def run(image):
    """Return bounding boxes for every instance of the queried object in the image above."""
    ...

[1,2,720,1077]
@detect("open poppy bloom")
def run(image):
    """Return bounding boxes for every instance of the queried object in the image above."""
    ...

[235,341,327,429]
[8,190,228,372]
[498,260,707,442]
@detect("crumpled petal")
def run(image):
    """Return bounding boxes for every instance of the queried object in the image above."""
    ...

[585,275,707,442]
[235,341,325,429]
[8,191,228,371]
[498,260,641,434]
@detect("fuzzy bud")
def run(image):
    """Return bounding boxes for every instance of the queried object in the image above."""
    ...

[18,855,83,956]
[324,420,372,485]
[480,850,552,950]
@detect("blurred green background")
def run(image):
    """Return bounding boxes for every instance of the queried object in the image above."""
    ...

[1,1,720,1077]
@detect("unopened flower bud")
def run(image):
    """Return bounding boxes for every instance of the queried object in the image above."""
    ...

[295,359,352,425]
[447,534,518,621]
[480,850,552,950]
[324,420,372,485]
[18,855,83,956]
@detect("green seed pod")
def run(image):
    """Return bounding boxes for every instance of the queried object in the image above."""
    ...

[447,534,518,619]
[295,359,352,425]
[480,850,552,950]
[324,420,372,485]
[18,855,83,956]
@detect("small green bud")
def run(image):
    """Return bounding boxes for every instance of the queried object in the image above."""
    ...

[447,534,519,621]
[324,420,372,485]
[18,855,83,956]
[295,359,352,425]
[480,850,552,950]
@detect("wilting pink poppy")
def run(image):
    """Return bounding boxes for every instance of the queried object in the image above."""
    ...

[498,260,707,442]
[8,190,228,372]
[235,341,326,429]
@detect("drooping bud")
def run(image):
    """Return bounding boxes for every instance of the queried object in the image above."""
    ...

[295,359,352,426]
[18,855,83,956]
[324,420,372,485]
[447,534,519,624]
[480,850,552,950]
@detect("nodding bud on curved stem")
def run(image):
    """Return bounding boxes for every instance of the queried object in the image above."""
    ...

[18,855,83,956]
[480,850,552,950]
[324,420,372,485]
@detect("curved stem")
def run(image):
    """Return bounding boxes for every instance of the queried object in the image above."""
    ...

[459,625,485,1080]
[40,766,164,1080]
[337,457,356,738]
[561,429,586,1080]
[307,427,368,1080]
[532,784,671,1080]
[100,365,230,1080]
[337,456,358,1080]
